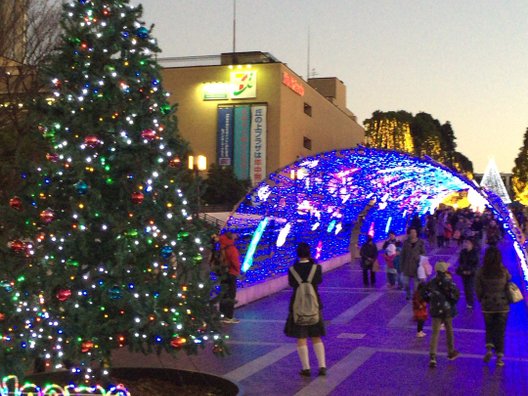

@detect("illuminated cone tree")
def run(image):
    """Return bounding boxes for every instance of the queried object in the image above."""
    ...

[0,0,224,377]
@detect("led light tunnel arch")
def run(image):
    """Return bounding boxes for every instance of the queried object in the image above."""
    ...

[223,147,528,291]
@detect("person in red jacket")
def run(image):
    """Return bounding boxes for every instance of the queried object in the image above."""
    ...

[413,282,428,338]
[219,232,241,323]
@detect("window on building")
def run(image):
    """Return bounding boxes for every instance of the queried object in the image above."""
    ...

[304,103,312,116]
[303,137,312,150]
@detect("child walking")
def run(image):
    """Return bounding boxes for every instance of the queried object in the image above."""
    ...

[383,243,398,287]
[422,261,460,368]
[413,282,428,338]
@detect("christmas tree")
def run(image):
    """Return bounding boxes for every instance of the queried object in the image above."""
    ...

[480,158,511,204]
[0,0,224,378]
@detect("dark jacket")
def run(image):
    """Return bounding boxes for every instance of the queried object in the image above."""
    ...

[422,272,460,318]
[400,238,425,277]
[475,267,511,313]
[359,241,378,269]
[456,248,479,277]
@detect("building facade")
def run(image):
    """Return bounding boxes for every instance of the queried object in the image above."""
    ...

[160,51,364,184]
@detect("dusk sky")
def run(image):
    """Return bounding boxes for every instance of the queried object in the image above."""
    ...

[137,0,528,173]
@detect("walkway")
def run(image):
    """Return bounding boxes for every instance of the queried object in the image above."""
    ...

[113,241,528,396]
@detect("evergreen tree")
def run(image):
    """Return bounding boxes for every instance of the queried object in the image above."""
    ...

[364,110,473,176]
[512,127,528,204]
[0,0,61,201]
[0,0,224,377]
[203,163,251,208]
[363,110,414,152]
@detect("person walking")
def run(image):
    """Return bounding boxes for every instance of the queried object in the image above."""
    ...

[456,238,479,309]
[475,246,511,367]
[360,235,379,287]
[400,228,426,299]
[208,233,221,274]
[422,261,460,368]
[218,232,241,324]
[284,242,327,377]
[413,282,428,338]
[383,243,398,288]
[425,214,437,248]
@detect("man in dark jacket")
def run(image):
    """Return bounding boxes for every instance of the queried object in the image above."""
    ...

[359,235,378,287]
[456,238,479,309]
[422,261,460,368]
[400,228,426,299]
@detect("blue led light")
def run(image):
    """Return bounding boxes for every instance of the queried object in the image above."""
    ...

[222,147,527,289]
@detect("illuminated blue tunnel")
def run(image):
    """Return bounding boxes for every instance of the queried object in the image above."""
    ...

[223,147,528,290]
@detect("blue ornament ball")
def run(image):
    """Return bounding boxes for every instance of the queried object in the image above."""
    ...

[75,180,89,195]
[136,27,149,39]
[160,246,173,259]
[108,285,122,300]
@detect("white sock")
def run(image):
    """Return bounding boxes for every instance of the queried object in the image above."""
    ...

[297,345,310,370]
[313,342,326,368]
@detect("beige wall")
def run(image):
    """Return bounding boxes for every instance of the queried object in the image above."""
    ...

[161,62,364,179]
[278,65,364,167]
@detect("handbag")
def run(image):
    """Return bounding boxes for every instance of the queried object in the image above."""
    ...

[506,282,523,304]
[372,259,380,272]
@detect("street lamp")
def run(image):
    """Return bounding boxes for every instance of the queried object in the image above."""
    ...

[188,155,207,217]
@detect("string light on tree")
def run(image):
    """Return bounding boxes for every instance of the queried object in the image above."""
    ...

[0,0,226,379]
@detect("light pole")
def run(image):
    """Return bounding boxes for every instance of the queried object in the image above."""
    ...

[188,155,207,218]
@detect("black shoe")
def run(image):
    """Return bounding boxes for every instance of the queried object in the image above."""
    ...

[447,350,460,361]
[318,367,327,376]
[299,369,311,377]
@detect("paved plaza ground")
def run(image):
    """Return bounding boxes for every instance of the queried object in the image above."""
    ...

[113,240,528,395]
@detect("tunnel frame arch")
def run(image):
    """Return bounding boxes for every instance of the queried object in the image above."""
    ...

[223,147,528,292]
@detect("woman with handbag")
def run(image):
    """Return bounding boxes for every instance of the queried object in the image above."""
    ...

[475,246,511,366]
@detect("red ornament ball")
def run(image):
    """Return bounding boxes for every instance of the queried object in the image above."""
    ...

[141,129,157,141]
[46,152,59,162]
[40,209,55,224]
[169,157,182,168]
[81,341,94,353]
[84,135,101,148]
[131,192,144,204]
[9,196,22,211]
[9,240,25,253]
[170,337,186,348]
[56,288,72,302]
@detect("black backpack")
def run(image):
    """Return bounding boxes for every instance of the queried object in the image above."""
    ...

[423,277,459,318]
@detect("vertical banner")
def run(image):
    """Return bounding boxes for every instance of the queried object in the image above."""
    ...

[250,105,267,184]
[217,106,234,166]
[233,106,251,180]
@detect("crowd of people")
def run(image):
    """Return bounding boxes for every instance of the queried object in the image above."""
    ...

[208,205,519,377]
[357,205,516,369]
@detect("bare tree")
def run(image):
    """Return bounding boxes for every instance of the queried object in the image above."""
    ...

[0,0,61,199]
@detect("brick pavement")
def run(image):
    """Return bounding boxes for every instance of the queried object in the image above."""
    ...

[113,241,528,396]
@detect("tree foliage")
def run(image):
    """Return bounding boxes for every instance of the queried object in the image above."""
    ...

[0,0,224,377]
[0,0,61,201]
[203,163,251,208]
[364,110,473,176]
[512,127,528,204]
